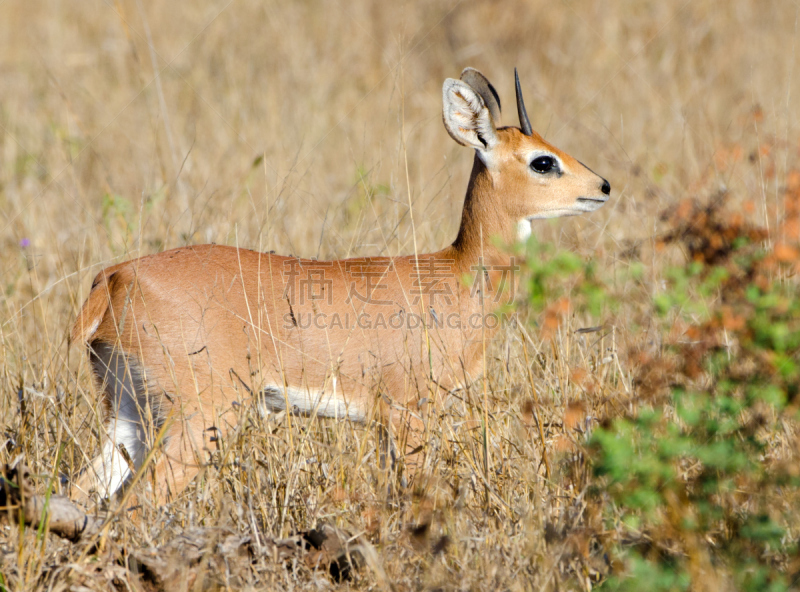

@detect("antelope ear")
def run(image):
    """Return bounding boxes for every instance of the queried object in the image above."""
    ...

[442,78,499,154]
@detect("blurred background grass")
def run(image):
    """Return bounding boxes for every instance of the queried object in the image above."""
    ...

[1,0,799,589]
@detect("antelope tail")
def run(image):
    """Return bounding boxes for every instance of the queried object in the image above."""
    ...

[70,272,117,345]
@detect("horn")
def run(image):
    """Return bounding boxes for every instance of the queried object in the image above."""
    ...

[515,68,532,136]
[460,68,501,122]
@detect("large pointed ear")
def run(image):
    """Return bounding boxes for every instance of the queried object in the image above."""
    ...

[460,68,501,123]
[442,78,499,154]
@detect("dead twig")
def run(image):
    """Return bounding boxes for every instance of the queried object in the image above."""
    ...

[0,463,102,541]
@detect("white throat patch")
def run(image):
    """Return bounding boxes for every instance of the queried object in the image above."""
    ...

[517,219,532,241]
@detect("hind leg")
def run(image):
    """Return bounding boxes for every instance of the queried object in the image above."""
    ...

[72,433,143,504]
[74,415,213,511]
[72,343,155,505]
[143,414,209,503]
[380,395,429,483]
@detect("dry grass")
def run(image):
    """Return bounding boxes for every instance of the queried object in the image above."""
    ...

[1,0,799,589]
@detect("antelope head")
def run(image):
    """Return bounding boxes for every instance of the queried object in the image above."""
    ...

[443,68,610,244]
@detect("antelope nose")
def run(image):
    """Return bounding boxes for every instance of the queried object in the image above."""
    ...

[601,179,611,195]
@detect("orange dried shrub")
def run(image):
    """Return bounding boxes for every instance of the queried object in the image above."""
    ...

[552,434,575,454]
[564,401,588,432]
[754,169,800,275]
[779,169,800,244]
[569,367,597,396]
[623,348,676,407]
[713,142,743,172]
[659,194,768,266]
[773,242,799,263]
[540,296,571,340]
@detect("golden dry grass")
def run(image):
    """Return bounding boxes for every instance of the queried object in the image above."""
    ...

[1,0,799,589]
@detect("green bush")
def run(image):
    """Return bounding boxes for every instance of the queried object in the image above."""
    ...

[589,199,800,590]
[518,196,800,590]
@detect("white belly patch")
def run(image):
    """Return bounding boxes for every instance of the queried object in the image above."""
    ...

[258,385,365,421]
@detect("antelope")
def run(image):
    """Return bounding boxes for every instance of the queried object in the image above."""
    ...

[71,68,610,504]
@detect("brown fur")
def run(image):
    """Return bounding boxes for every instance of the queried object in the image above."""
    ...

[71,70,609,503]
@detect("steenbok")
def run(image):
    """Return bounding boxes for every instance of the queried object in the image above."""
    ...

[71,68,610,503]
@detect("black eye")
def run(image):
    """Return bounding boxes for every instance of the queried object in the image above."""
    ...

[530,156,556,174]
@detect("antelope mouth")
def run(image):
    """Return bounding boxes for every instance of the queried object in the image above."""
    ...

[575,196,609,211]
[525,196,610,222]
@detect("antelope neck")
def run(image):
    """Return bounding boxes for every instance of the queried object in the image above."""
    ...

[449,155,516,271]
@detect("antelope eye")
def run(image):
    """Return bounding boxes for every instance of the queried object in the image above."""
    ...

[530,155,556,174]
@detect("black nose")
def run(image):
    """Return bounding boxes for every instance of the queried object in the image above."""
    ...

[601,179,611,195]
